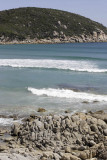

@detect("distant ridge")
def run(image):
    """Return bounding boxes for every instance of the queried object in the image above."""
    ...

[0,7,107,44]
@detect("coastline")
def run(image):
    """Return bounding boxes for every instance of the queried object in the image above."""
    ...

[0,34,107,45]
[0,111,107,160]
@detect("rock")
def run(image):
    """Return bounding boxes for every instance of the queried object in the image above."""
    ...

[30,132,35,141]
[36,120,44,130]
[53,153,61,160]
[61,153,81,160]
[97,119,106,129]
[37,108,46,112]
[79,120,90,133]
[89,140,96,147]
[54,133,61,141]
[93,100,99,103]
[78,146,86,151]
[76,139,81,145]
[79,151,89,160]
[95,110,104,114]
[70,154,81,160]
[0,144,8,152]
[11,122,20,136]
[9,114,18,120]
[65,118,71,127]
[87,116,97,124]
[53,31,59,37]
[4,111,106,159]
[65,110,71,113]
[53,115,60,121]
[103,129,107,136]
[92,113,107,123]
[30,114,36,119]
[78,113,87,120]
[101,151,107,160]
[2,136,14,142]
[41,157,47,160]
[82,101,89,104]
[64,146,71,153]
[90,124,98,132]
[63,131,71,137]
[61,119,66,128]
[71,115,80,122]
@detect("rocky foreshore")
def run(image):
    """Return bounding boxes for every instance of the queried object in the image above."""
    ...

[0,30,107,45]
[0,111,107,160]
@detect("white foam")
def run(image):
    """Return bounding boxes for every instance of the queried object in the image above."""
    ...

[0,59,106,73]
[0,118,21,126]
[28,87,107,102]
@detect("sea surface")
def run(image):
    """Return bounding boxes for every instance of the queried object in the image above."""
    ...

[0,43,107,125]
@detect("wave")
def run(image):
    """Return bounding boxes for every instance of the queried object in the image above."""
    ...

[28,87,107,102]
[0,118,22,126]
[0,59,107,73]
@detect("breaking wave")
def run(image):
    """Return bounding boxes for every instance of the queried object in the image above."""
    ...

[0,59,107,73]
[28,87,107,102]
[0,118,22,126]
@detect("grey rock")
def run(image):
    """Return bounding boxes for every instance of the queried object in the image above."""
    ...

[64,146,71,153]
[30,132,35,141]
[103,129,107,136]
[97,119,107,129]
[53,153,61,160]
[78,146,86,151]
[36,120,44,130]
[90,124,98,132]
[11,122,20,136]
[89,140,96,147]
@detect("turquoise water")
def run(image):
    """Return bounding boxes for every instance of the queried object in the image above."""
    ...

[0,43,107,117]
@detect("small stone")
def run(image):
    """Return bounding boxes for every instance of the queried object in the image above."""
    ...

[93,100,99,103]
[54,133,61,141]
[76,139,81,145]
[89,140,96,147]
[63,131,71,137]
[103,129,107,136]
[95,110,104,114]
[11,122,20,136]
[82,101,89,104]
[65,118,71,127]
[36,120,44,130]
[3,136,14,142]
[79,152,88,160]
[97,119,106,129]
[0,144,8,152]
[37,108,46,112]
[61,153,81,160]
[78,146,86,151]
[70,154,81,160]
[53,153,61,160]
[64,146,71,153]
[53,115,60,121]
[30,114,36,119]
[65,110,70,113]
[30,132,35,141]
[41,157,47,160]
[90,125,98,132]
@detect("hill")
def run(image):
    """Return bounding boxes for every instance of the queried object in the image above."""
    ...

[0,7,107,44]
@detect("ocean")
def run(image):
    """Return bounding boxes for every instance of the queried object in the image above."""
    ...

[0,42,107,125]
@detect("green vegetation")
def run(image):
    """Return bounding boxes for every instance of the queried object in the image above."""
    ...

[0,7,107,40]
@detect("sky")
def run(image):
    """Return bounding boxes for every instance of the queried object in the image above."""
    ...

[0,0,107,27]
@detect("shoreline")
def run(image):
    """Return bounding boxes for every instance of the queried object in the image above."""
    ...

[0,37,107,45]
[0,110,107,160]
